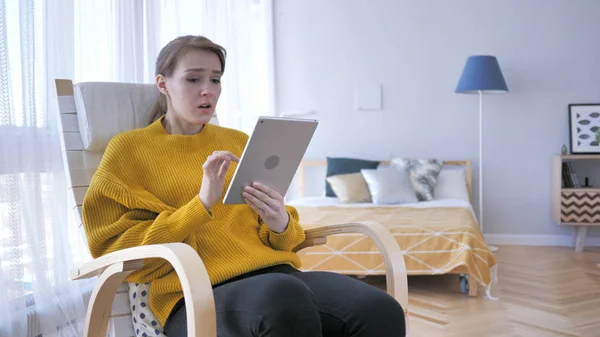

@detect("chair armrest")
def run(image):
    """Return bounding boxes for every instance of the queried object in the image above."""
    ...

[73,243,216,337]
[298,222,408,312]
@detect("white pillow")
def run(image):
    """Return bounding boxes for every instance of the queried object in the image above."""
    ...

[360,167,418,204]
[434,166,470,202]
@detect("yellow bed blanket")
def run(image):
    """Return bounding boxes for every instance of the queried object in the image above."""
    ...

[294,204,497,288]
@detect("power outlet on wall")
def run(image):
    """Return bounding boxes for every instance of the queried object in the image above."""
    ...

[355,83,382,111]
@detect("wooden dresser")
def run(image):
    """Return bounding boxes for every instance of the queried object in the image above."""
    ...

[552,155,600,252]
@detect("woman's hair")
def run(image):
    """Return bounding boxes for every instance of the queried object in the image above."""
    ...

[150,35,227,123]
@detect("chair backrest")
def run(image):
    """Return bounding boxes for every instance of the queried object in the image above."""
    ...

[54,79,219,337]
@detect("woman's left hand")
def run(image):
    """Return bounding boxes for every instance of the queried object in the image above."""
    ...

[243,182,289,233]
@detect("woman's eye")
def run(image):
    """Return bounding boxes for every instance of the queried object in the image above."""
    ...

[187,78,199,83]
[211,78,221,84]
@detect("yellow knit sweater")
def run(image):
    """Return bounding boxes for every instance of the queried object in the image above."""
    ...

[82,117,306,327]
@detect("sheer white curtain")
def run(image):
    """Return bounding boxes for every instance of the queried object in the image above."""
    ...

[203,0,276,133]
[0,1,92,337]
[0,1,275,336]
[75,0,276,134]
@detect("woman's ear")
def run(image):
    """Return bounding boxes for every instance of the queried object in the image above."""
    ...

[156,74,168,95]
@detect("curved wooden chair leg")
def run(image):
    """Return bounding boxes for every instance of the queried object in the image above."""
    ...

[84,261,142,337]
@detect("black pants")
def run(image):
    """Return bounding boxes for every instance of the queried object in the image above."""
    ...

[163,264,406,337]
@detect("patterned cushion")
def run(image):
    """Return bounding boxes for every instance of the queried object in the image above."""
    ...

[325,172,372,203]
[392,158,443,201]
[129,282,167,337]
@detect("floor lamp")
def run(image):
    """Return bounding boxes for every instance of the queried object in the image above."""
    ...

[456,55,509,253]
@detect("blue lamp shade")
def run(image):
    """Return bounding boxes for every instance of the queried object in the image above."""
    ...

[455,55,508,94]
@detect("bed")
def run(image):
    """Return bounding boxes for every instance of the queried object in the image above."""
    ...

[289,159,497,297]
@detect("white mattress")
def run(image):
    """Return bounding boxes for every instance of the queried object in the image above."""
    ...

[288,196,478,220]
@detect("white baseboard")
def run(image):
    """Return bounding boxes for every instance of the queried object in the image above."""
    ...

[484,234,600,247]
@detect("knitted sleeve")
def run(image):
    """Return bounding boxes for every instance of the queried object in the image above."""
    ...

[82,174,213,259]
[258,205,306,252]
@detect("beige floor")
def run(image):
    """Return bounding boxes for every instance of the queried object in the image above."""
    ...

[362,245,600,337]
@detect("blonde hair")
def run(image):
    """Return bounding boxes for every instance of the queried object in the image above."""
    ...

[150,35,227,123]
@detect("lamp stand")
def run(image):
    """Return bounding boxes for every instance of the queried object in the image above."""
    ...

[479,90,498,253]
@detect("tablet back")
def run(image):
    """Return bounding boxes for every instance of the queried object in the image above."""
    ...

[223,116,318,204]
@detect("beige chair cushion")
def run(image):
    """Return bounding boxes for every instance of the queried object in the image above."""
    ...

[74,82,158,152]
[73,82,219,153]
[326,172,372,203]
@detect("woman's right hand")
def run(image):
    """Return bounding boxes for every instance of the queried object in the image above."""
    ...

[199,151,240,211]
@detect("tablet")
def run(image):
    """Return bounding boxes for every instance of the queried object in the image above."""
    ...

[223,116,318,204]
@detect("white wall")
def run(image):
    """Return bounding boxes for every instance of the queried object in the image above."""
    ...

[274,0,600,238]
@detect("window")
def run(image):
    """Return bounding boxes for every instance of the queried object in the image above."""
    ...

[0,0,73,297]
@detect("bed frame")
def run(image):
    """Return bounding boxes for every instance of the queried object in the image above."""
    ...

[294,159,479,297]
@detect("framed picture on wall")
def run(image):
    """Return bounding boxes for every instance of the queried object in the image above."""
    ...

[569,103,600,154]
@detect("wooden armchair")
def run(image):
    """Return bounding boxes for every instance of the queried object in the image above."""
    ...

[54,79,409,337]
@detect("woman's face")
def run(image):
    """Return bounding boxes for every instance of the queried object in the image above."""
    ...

[159,48,222,127]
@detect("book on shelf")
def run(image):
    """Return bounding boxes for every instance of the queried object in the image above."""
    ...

[562,162,580,188]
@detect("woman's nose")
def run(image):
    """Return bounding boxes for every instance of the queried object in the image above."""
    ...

[200,85,210,96]
[200,83,215,96]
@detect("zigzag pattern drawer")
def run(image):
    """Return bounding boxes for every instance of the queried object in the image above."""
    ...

[561,191,600,223]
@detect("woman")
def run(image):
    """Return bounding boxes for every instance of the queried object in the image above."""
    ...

[82,35,406,337]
